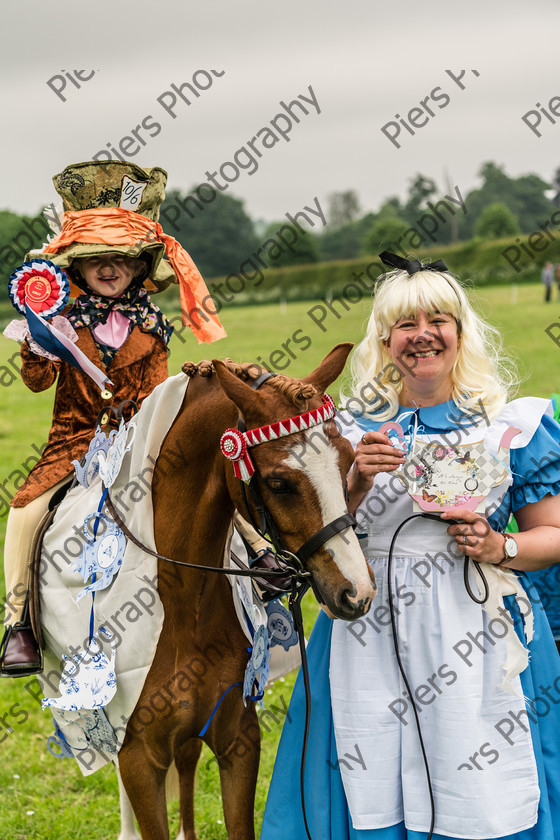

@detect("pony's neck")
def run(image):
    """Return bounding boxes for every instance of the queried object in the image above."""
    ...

[152,377,236,592]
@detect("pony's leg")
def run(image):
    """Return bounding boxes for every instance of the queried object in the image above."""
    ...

[205,695,260,840]
[115,763,141,840]
[174,739,202,840]
[119,744,169,840]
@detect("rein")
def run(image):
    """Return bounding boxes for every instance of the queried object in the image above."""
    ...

[104,493,310,582]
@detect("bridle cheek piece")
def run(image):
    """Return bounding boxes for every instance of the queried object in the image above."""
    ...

[220,393,337,483]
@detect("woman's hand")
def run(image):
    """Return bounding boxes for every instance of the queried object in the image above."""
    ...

[441,508,505,565]
[347,432,405,513]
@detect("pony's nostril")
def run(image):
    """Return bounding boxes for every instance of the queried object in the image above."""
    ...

[339,588,373,617]
[340,586,357,611]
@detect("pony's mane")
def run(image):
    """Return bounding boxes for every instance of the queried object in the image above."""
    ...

[181,359,318,407]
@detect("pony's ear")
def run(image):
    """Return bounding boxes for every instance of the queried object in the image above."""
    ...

[300,343,353,393]
[213,360,258,415]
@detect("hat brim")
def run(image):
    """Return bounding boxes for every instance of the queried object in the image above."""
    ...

[27,241,177,296]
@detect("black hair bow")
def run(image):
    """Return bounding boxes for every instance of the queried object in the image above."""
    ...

[379,251,448,275]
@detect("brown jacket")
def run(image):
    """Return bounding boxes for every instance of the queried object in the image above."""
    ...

[12,325,168,507]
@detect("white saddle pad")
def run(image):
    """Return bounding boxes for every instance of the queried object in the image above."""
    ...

[38,372,300,775]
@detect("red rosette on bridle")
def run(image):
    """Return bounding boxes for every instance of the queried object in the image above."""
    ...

[9,259,70,319]
[220,428,255,483]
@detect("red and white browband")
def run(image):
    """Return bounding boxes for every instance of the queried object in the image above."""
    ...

[220,393,337,483]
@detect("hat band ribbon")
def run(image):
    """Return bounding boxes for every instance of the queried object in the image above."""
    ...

[44,208,227,345]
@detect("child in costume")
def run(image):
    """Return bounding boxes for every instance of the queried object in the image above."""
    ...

[1,160,226,676]
[261,253,560,840]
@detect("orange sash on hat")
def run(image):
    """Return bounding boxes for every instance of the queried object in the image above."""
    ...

[45,208,227,344]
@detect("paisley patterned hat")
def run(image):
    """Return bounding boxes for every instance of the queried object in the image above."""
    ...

[30,160,175,296]
[22,159,226,342]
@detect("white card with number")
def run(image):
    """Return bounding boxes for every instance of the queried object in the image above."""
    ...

[120,176,148,211]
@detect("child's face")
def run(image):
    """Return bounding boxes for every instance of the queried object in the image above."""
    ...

[74,255,142,297]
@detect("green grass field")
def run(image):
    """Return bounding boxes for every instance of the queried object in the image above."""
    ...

[0,282,558,839]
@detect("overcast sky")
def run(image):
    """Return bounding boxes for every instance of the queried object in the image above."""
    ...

[2,0,559,227]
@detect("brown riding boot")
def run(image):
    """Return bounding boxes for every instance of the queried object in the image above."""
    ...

[0,625,42,677]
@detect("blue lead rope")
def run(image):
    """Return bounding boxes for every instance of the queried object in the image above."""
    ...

[197,605,257,736]
[198,682,242,737]
[89,487,108,643]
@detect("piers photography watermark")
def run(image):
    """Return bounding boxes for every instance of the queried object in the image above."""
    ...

[90,69,226,162]
[46,69,98,103]
[521,94,560,139]
[380,68,480,149]
[159,84,321,223]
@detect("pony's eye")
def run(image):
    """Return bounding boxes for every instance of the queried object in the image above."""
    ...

[266,478,291,494]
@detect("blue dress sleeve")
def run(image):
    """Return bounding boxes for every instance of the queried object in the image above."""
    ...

[500,413,560,637]
[510,413,560,511]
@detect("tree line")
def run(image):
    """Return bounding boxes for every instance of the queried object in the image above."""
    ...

[0,161,558,287]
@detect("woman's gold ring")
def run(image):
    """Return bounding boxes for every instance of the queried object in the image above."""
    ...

[361,435,368,445]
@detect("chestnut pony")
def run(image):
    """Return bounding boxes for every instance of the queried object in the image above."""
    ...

[115,344,376,840]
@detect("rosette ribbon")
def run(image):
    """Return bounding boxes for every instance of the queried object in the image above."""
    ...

[9,260,113,392]
[220,429,255,482]
[220,394,337,484]
[9,259,69,317]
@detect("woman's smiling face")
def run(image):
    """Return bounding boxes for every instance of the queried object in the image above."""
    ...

[385,309,460,404]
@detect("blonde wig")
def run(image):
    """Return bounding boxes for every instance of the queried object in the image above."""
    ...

[342,268,517,422]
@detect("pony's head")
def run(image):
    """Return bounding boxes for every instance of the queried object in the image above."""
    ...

[214,344,376,621]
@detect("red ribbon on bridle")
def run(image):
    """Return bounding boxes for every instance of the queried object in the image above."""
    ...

[220,394,337,483]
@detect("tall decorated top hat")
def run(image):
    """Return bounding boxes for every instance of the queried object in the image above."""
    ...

[25,159,225,344]
[39,161,172,294]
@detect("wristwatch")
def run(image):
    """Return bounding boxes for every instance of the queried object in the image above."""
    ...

[499,534,518,565]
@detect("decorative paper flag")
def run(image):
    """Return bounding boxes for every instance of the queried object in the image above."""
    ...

[97,418,136,488]
[243,606,271,708]
[71,511,126,602]
[265,600,299,651]
[24,303,113,392]
[42,627,117,712]
[72,426,117,488]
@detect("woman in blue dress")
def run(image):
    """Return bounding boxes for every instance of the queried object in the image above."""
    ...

[261,253,560,840]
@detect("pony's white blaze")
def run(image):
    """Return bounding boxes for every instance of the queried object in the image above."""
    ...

[285,430,372,601]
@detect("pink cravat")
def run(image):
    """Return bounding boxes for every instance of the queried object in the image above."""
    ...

[92,309,132,348]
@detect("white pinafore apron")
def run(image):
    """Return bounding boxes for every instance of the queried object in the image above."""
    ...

[329,404,545,838]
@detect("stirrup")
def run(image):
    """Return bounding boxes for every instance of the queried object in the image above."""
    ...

[0,624,12,664]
